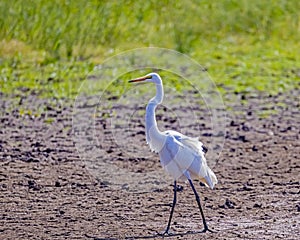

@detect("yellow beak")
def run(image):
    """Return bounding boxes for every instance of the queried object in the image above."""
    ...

[128,76,149,83]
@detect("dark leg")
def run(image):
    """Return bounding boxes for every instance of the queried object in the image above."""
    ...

[188,179,213,233]
[161,180,177,235]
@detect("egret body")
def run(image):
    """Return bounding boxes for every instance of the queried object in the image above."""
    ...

[129,73,217,234]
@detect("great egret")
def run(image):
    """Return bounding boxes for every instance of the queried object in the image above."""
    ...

[129,73,217,235]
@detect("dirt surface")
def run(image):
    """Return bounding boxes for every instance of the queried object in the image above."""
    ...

[0,88,299,240]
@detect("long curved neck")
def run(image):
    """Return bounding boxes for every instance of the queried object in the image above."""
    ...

[145,83,165,152]
[153,82,164,104]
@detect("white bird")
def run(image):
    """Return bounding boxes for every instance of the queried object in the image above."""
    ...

[129,73,217,235]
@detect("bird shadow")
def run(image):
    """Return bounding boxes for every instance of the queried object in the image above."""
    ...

[125,230,210,239]
[85,230,214,240]
[86,231,211,240]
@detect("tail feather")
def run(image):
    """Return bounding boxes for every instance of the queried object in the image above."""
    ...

[202,168,218,189]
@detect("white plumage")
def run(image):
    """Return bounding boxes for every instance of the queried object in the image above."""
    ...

[129,72,217,234]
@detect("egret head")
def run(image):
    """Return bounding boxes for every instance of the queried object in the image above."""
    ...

[129,72,162,85]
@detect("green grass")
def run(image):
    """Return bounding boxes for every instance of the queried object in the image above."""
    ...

[0,0,299,98]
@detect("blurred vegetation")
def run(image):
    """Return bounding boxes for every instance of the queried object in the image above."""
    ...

[0,0,299,98]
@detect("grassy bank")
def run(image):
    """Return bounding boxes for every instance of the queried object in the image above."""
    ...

[0,0,299,98]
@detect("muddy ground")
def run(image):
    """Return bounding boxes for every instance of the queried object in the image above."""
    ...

[0,88,299,240]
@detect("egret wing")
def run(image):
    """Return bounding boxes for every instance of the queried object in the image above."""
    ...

[159,134,185,180]
[159,132,199,180]
[165,130,206,155]
[162,130,217,188]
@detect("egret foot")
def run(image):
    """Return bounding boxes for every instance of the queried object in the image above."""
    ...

[202,226,215,233]
[157,229,173,236]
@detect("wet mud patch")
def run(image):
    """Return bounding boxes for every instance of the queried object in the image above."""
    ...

[0,89,299,239]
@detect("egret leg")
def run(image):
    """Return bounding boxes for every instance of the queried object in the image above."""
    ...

[161,180,177,235]
[188,179,213,233]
